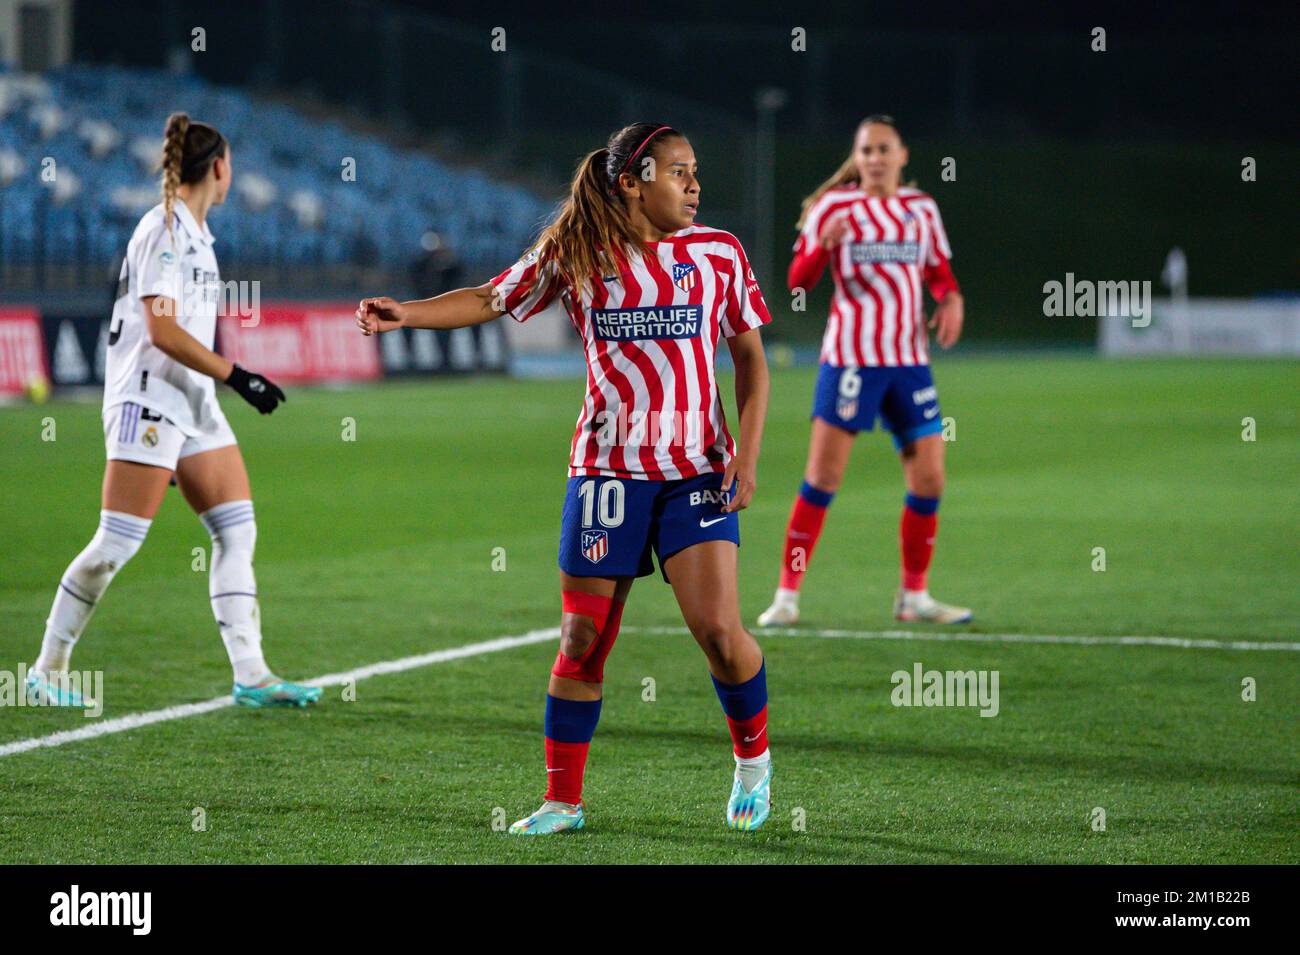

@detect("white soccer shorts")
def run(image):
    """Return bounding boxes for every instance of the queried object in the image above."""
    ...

[103,401,237,470]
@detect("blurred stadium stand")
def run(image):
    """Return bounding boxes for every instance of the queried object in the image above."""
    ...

[0,0,1295,368]
[0,62,550,296]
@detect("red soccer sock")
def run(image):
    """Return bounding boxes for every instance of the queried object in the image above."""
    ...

[713,663,769,758]
[778,482,834,591]
[542,598,626,805]
[544,738,591,804]
[900,495,940,591]
[726,704,769,759]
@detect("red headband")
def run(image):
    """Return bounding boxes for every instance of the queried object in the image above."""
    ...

[615,125,673,187]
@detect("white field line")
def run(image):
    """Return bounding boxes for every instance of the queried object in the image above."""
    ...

[628,626,1300,652]
[0,627,560,759]
[4,622,1294,759]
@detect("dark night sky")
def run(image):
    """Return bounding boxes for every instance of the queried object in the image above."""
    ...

[71,0,1299,143]
[402,0,1298,35]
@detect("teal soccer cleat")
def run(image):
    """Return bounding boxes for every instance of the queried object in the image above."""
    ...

[24,668,93,708]
[508,801,585,835]
[232,677,322,709]
[727,761,772,831]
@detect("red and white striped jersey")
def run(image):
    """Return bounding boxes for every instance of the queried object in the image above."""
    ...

[492,226,771,481]
[789,186,959,367]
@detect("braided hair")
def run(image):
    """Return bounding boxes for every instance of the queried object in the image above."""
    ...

[159,112,227,241]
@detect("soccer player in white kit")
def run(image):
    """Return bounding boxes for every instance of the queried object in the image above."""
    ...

[758,115,972,627]
[25,113,321,709]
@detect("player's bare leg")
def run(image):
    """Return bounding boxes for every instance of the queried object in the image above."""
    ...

[759,418,855,626]
[103,460,175,516]
[667,541,771,830]
[510,573,633,835]
[895,434,971,623]
[177,445,320,707]
[27,461,172,707]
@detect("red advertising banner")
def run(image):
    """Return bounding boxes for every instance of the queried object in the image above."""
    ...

[217,302,380,383]
[0,308,49,396]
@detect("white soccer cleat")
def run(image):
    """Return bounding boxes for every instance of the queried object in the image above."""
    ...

[894,588,973,624]
[757,590,799,627]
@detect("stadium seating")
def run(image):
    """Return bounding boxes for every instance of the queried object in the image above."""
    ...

[0,64,550,288]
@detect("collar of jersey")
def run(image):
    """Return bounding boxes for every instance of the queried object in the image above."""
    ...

[641,226,698,249]
[171,200,216,247]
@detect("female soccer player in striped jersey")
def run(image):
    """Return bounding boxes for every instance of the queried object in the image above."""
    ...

[25,113,320,710]
[757,115,972,627]
[357,123,774,833]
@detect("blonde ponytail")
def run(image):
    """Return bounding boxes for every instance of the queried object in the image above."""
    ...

[795,154,860,229]
[160,112,189,242]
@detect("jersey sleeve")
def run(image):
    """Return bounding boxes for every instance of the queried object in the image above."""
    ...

[720,240,772,338]
[134,222,183,301]
[918,199,960,301]
[788,193,848,292]
[490,248,568,324]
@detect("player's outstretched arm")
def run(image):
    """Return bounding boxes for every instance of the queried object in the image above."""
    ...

[356,283,502,335]
[721,327,770,513]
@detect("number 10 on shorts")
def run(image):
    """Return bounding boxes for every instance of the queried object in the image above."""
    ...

[577,479,625,528]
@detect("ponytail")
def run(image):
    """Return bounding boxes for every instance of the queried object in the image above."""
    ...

[795,154,859,230]
[527,122,680,295]
[161,112,189,242]
[157,112,227,241]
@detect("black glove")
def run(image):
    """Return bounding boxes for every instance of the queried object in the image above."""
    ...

[225,364,286,414]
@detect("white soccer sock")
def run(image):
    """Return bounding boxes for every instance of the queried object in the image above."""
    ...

[735,748,771,793]
[36,510,151,672]
[200,500,271,686]
[775,587,800,604]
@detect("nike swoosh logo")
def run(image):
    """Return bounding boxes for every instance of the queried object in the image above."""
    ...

[743,724,767,743]
[923,408,939,419]
[700,516,728,527]
[546,768,564,773]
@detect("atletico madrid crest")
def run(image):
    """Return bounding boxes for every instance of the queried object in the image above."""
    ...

[581,529,609,564]
[672,263,698,291]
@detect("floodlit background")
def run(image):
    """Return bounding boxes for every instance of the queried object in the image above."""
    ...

[2,0,1296,371]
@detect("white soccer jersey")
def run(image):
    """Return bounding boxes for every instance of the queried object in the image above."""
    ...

[103,201,223,436]
[791,186,956,368]
[492,225,771,481]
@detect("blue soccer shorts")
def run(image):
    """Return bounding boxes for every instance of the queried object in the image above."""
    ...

[558,471,740,582]
[811,363,944,450]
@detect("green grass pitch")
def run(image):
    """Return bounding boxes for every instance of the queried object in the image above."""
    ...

[1,356,1296,863]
